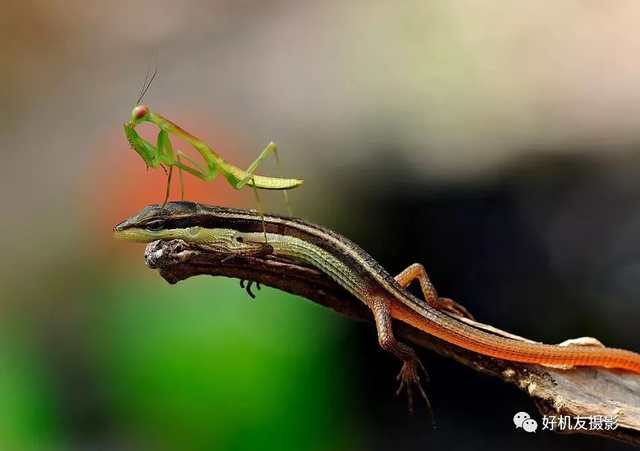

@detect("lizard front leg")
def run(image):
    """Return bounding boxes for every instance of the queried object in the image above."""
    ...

[395,263,474,320]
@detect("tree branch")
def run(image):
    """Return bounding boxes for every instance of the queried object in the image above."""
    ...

[143,239,640,445]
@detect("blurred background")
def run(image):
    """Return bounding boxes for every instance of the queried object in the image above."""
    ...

[1,0,640,449]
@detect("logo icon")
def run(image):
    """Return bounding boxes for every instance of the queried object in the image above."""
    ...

[514,412,538,433]
[522,418,538,433]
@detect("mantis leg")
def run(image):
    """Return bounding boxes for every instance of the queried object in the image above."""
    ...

[157,130,176,206]
[163,165,174,207]
[157,130,216,205]
[394,263,474,320]
[235,142,294,216]
[175,150,210,177]
[165,152,219,189]
[175,150,215,200]
[250,183,268,242]
[177,154,185,200]
[156,139,217,184]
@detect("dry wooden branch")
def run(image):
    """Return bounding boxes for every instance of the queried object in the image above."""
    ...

[143,239,640,446]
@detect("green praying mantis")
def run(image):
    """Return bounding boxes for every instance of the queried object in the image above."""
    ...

[123,65,303,229]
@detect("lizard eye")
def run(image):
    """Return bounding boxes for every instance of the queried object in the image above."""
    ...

[146,220,165,232]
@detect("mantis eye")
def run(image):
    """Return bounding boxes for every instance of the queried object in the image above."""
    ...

[146,220,165,232]
[132,105,149,121]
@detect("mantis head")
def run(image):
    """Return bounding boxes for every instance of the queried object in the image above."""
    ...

[129,105,150,126]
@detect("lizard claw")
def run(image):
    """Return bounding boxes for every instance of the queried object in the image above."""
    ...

[395,359,435,426]
[439,297,475,320]
[239,279,260,299]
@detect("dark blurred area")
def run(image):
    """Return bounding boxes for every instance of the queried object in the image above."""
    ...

[330,150,640,450]
[1,1,639,449]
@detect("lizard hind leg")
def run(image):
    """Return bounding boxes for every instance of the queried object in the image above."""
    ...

[369,297,435,426]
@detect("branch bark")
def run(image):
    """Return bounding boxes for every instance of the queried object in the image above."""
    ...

[143,239,640,445]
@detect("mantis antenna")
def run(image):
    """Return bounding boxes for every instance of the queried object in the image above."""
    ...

[136,51,158,106]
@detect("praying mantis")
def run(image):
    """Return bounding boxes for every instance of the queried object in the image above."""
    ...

[123,65,303,225]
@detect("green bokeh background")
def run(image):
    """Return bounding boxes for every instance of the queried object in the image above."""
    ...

[3,264,356,450]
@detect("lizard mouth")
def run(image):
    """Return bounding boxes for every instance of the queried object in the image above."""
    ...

[112,227,157,243]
